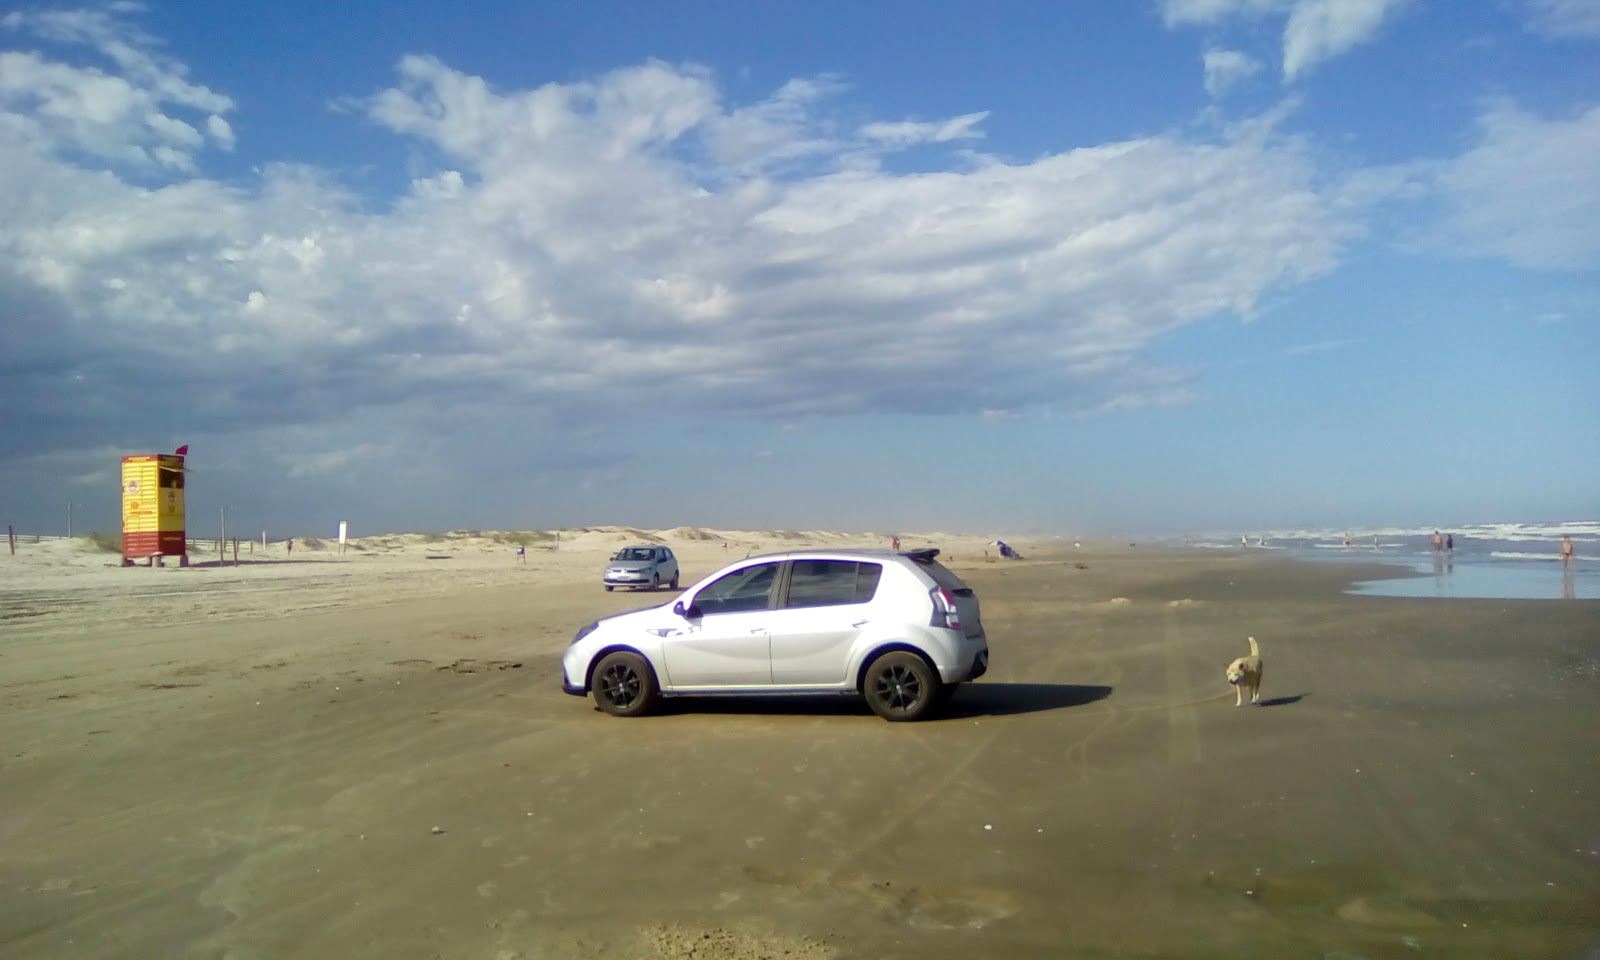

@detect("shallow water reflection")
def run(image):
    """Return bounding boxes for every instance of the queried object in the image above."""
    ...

[1351,559,1595,600]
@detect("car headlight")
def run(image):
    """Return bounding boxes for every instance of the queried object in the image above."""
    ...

[571,621,599,646]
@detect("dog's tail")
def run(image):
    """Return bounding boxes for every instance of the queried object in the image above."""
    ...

[1247,636,1259,657]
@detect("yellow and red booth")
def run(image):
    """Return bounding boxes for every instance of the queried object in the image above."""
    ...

[121,451,187,565]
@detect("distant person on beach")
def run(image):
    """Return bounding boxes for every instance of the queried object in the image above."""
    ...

[1561,535,1575,565]
[1446,533,1454,552]
[1432,530,1443,553]
[516,545,525,563]
[286,539,293,556]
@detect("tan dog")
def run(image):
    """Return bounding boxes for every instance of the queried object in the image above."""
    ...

[1225,636,1263,706]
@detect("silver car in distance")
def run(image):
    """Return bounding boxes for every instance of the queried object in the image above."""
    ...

[602,545,680,592]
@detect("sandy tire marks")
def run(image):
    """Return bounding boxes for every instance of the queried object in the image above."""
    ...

[1163,606,1204,765]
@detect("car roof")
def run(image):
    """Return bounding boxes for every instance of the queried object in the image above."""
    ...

[736,547,941,564]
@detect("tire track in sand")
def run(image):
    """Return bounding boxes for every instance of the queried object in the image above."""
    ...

[1163,606,1203,765]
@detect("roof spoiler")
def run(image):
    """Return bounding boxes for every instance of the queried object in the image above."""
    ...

[901,548,940,563]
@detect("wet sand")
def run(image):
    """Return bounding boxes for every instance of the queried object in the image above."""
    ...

[3,540,1598,959]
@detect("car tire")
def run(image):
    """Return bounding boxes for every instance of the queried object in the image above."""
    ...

[604,585,614,592]
[650,572,660,590]
[862,651,938,722]
[591,651,659,718]
[669,570,679,590]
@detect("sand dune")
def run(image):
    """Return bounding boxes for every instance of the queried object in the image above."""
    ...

[0,527,1024,633]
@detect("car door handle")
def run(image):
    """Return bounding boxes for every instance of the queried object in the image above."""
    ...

[750,627,765,634]
[852,620,869,628]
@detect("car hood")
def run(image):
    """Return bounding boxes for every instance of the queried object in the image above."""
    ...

[598,601,674,625]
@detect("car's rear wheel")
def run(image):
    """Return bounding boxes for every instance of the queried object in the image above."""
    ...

[650,572,660,590]
[591,651,659,717]
[669,571,679,589]
[862,651,938,722]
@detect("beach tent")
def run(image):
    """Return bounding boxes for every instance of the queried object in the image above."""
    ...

[989,539,1022,559]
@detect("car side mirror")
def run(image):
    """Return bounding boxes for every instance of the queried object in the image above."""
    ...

[673,601,700,619]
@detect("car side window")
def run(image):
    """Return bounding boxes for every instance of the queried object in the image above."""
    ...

[693,562,780,616]
[783,560,883,609]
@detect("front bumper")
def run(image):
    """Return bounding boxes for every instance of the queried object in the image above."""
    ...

[561,665,587,697]
[603,573,657,586]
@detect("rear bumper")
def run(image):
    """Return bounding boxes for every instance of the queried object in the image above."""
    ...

[939,644,989,683]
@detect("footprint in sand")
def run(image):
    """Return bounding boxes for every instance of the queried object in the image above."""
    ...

[741,864,1019,930]
[1336,896,1441,930]
[639,923,835,960]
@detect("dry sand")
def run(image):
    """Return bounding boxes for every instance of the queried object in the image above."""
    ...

[2,531,1597,959]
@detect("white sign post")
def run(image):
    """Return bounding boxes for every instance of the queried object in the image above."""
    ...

[338,521,348,556]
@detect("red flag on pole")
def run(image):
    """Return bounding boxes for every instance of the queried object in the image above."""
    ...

[175,444,189,455]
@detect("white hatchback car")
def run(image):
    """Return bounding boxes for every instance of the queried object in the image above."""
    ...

[561,548,988,721]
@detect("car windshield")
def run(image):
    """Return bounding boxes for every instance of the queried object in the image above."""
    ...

[617,548,654,561]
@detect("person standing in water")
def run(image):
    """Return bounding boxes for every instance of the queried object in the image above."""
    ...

[1561,535,1576,565]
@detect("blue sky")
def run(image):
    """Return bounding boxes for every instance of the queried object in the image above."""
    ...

[1,0,1596,539]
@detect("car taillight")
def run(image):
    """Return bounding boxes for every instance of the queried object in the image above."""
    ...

[930,587,962,630]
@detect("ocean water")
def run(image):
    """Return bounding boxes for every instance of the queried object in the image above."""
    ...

[1174,521,1599,601]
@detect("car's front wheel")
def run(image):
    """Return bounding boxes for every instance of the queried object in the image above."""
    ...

[669,570,680,590]
[862,651,938,722]
[591,651,659,717]
[604,585,614,592]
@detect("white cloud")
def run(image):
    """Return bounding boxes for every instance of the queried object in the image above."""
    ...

[1432,101,1600,270]
[205,113,234,149]
[1203,48,1261,96]
[1524,0,1600,37]
[1282,0,1404,80]
[0,9,234,170]
[1159,0,1409,80]
[860,111,988,146]
[0,14,1375,479]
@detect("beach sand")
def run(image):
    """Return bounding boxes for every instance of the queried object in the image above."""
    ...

[2,532,1597,958]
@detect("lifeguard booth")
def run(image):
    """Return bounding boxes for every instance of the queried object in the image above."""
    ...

[121,451,188,566]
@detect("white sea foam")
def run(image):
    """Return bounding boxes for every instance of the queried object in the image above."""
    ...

[1200,521,1597,545]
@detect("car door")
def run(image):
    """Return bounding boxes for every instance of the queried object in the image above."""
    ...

[661,561,780,687]
[768,559,884,686]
